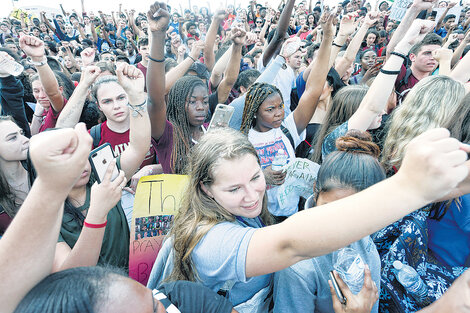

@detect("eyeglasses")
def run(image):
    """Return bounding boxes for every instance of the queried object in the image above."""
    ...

[256,21,263,24]
[103,57,115,61]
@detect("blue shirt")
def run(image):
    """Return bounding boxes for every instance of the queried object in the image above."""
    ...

[428,194,470,267]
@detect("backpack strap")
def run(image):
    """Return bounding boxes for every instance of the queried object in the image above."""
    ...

[90,124,102,148]
[281,125,295,149]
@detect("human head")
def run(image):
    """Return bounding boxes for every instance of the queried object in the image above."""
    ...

[99,51,115,64]
[314,130,385,205]
[115,38,126,50]
[443,14,456,29]
[167,76,209,174]
[286,50,303,70]
[382,75,465,172]
[138,37,149,61]
[243,54,255,68]
[14,266,164,313]
[168,128,272,281]
[91,75,129,124]
[409,34,442,74]
[365,30,379,46]
[234,69,261,95]
[31,71,73,109]
[240,83,284,134]
[186,22,197,35]
[360,49,377,70]
[311,84,369,163]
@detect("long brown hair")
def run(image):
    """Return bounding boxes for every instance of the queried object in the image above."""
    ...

[168,128,273,282]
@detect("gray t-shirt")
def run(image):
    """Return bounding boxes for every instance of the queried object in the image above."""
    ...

[273,235,381,313]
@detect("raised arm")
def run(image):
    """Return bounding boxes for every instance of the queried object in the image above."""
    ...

[56,66,101,128]
[246,128,469,277]
[0,124,92,313]
[451,30,470,67]
[293,12,334,135]
[210,45,233,88]
[450,44,470,83]
[19,35,65,113]
[204,10,227,72]
[262,0,295,67]
[432,48,453,76]
[147,1,170,140]
[335,13,379,77]
[165,39,204,94]
[348,20,435,131]
[40,12,56,33]
[216,27,245,105]
[386,0,436,59]
[435,2,454,31]
[328,13,357,69]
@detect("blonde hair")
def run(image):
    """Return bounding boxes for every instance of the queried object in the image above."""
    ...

[381,75,465,172]
[168,128,273,282]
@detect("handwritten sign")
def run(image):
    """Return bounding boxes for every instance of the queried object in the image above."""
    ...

[129,174,188,285]
[389,0,413,21]
[277,158,320,209]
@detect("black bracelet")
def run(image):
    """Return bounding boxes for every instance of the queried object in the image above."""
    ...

[380,68,401,75]
[390,51,408,61]
[148,55,165,63]
[188,55,196,62]
[332,42,343,48]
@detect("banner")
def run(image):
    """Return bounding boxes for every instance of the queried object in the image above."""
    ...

[129,174,188,285]
[277,158,320,209]
[389,0,413,21]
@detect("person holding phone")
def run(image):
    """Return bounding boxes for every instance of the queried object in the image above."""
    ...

[52,62,151,272]
[274,131,383,313]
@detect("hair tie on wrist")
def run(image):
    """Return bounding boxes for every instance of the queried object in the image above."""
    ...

[390,51,408,61]
[188,55,196,62]
[380,68,401,75]
[148,55,165,63]
[332,42,343,48]
[84,220,107,228]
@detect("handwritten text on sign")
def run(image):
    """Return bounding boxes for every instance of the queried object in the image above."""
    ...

[129,174,188,285]
[389,0,413,21]
[277,158,320,209]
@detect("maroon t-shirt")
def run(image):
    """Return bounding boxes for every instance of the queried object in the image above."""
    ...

[152,120,174,174]
[394,65,419,103]
[89,121,156,168]
[136,62,148,92]
[38,98,68,133]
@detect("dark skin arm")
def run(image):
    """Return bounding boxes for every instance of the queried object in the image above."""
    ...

[146,1,170,140]
[262,0,295,67]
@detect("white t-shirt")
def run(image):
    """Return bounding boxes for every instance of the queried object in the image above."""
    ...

[257,55,296,116]
[248,113,306,216]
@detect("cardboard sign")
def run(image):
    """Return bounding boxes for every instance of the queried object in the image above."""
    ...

[389,0,413,21]
[277,158,320,209]
[129,174,188,285]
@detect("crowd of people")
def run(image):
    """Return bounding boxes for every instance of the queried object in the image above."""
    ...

[0,0,470,312]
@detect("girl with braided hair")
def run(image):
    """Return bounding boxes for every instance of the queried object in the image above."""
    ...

[238,11,336,220]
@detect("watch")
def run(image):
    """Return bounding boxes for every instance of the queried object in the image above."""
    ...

[27,56,48,67]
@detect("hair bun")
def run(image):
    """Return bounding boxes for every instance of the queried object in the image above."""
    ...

[335,129,381,158]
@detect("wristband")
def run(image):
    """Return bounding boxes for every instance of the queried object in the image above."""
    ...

[148,55,165,63]
[390,51,408,61]
[380,68,401,75]
[332,42,343,48]
[84,220,107,228]
[27,56,48,67]
[188,55,197,62]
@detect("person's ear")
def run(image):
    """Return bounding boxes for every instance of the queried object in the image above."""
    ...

[200,181,214,198]
[409,53,416,62]
[240,86,247,94]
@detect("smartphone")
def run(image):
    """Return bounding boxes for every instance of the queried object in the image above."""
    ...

[374,58,385,69]
[208,104,235,131]
[88,143,119,183]
[329,271,347,304]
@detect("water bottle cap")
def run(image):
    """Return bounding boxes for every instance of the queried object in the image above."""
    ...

[393,260,403,270]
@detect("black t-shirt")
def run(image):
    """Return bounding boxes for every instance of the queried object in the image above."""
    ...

[157,281,234,313]
[295,123,321,158]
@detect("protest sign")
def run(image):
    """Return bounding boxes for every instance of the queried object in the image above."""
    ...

[129,174,188,285]
[277,158,320,209]
[434,5,462,25]
[389,0,413,21]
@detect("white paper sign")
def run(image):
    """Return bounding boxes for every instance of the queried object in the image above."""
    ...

[277,158,320,209]
[433,6,462,25]
[389,0,413,21]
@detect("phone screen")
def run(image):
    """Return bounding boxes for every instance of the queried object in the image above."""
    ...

[89,143,119,183]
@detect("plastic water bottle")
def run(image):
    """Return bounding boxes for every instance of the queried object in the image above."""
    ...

[271,149,288,171]
[0,57,24,77]
[333,247,365,294]
[393,261,429,305]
